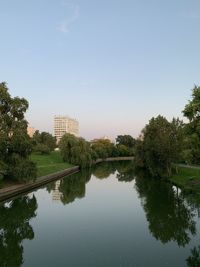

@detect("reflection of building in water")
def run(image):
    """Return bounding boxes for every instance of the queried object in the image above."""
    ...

[52,180,63,202]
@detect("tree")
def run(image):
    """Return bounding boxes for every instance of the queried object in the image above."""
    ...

[91,139,115,159]
[116,135,136,147]
[116,135,136,156]
[134,116,183,178]
[183,85,200,164]
[0,82,37,181]
[32,131,56,154]
[59,134,92,168]
[116,144,131,156]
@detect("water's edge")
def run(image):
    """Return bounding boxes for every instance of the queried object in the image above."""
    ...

[0,157,134,202]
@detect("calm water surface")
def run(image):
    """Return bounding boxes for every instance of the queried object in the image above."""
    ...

[1,162,200,267]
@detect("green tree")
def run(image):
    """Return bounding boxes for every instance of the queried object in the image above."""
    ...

[91,139,115,159]
[183,85,200,164]
[59,134,92,168]
[0,82,37,181]
[32,131,56,154]
[134,116,183,178]
[116,144,131,156]
[116,135,136,156]
[116,135,136,147]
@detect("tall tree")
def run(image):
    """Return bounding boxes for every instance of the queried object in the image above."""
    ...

[135,116,183,178]
[183,85,200,164]
[59,134,92,168]
[0,82,37,181]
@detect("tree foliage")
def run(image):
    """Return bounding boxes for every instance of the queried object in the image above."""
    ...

[116,135,135,156]
[32,131,56,154]
[116,135,136,147]
[134,116,183,178]
[91,139,115,159]
[59,134,92,168]
[0,82,37,181]
[182,85,200,164]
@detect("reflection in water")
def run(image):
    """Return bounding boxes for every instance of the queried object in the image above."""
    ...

[116,161,135,182]
[52,180,62,202]
[1,162,200,266]
[59,169,92,205]
[187,245,200,266]
[92,162,116,179]
[135,174,196,247]
[0,195,37,267]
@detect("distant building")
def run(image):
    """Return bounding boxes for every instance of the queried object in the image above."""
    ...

[54,115,79,143]
[27,126,36,138]
[90,135,112,144]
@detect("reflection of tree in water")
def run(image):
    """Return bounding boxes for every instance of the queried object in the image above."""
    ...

[46,180,56,194]
[0,195,37,267]
[59,169,92,205]
[187,246,200,267]
[135,173,196,247]
[92,162,116,179]
[92,161,135,182]
[184,194,200,266]
[116,161,135,182]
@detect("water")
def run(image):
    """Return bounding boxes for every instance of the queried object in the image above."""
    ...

[1,161,200,267]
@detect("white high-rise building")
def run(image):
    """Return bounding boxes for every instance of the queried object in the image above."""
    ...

[54,116,79,143]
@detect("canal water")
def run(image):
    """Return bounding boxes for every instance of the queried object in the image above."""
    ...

[1,161,200,267]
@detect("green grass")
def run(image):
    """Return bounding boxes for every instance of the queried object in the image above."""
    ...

[171,166,200,192]
[31,151,73,177]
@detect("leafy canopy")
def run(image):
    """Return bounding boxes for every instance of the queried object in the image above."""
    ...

[0,82,37,181]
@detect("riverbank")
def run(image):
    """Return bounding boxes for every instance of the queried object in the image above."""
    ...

[170,164,200,193]
[0,156,134,202]
[31,151,73,177]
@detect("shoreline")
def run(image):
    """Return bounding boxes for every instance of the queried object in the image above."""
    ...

[170,164,200,194]
[0,157,134,202]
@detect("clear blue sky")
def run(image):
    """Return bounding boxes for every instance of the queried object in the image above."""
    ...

[1,0,200,140]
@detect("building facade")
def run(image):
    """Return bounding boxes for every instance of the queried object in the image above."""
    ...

[54,116,79,143]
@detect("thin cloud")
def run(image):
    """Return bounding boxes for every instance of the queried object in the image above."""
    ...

[57,4,80,33]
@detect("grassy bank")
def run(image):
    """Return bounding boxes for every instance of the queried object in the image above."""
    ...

[170,165,200,193]
[31,151,72,177]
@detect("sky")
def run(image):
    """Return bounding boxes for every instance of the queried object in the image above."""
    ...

[0,0,200,140]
